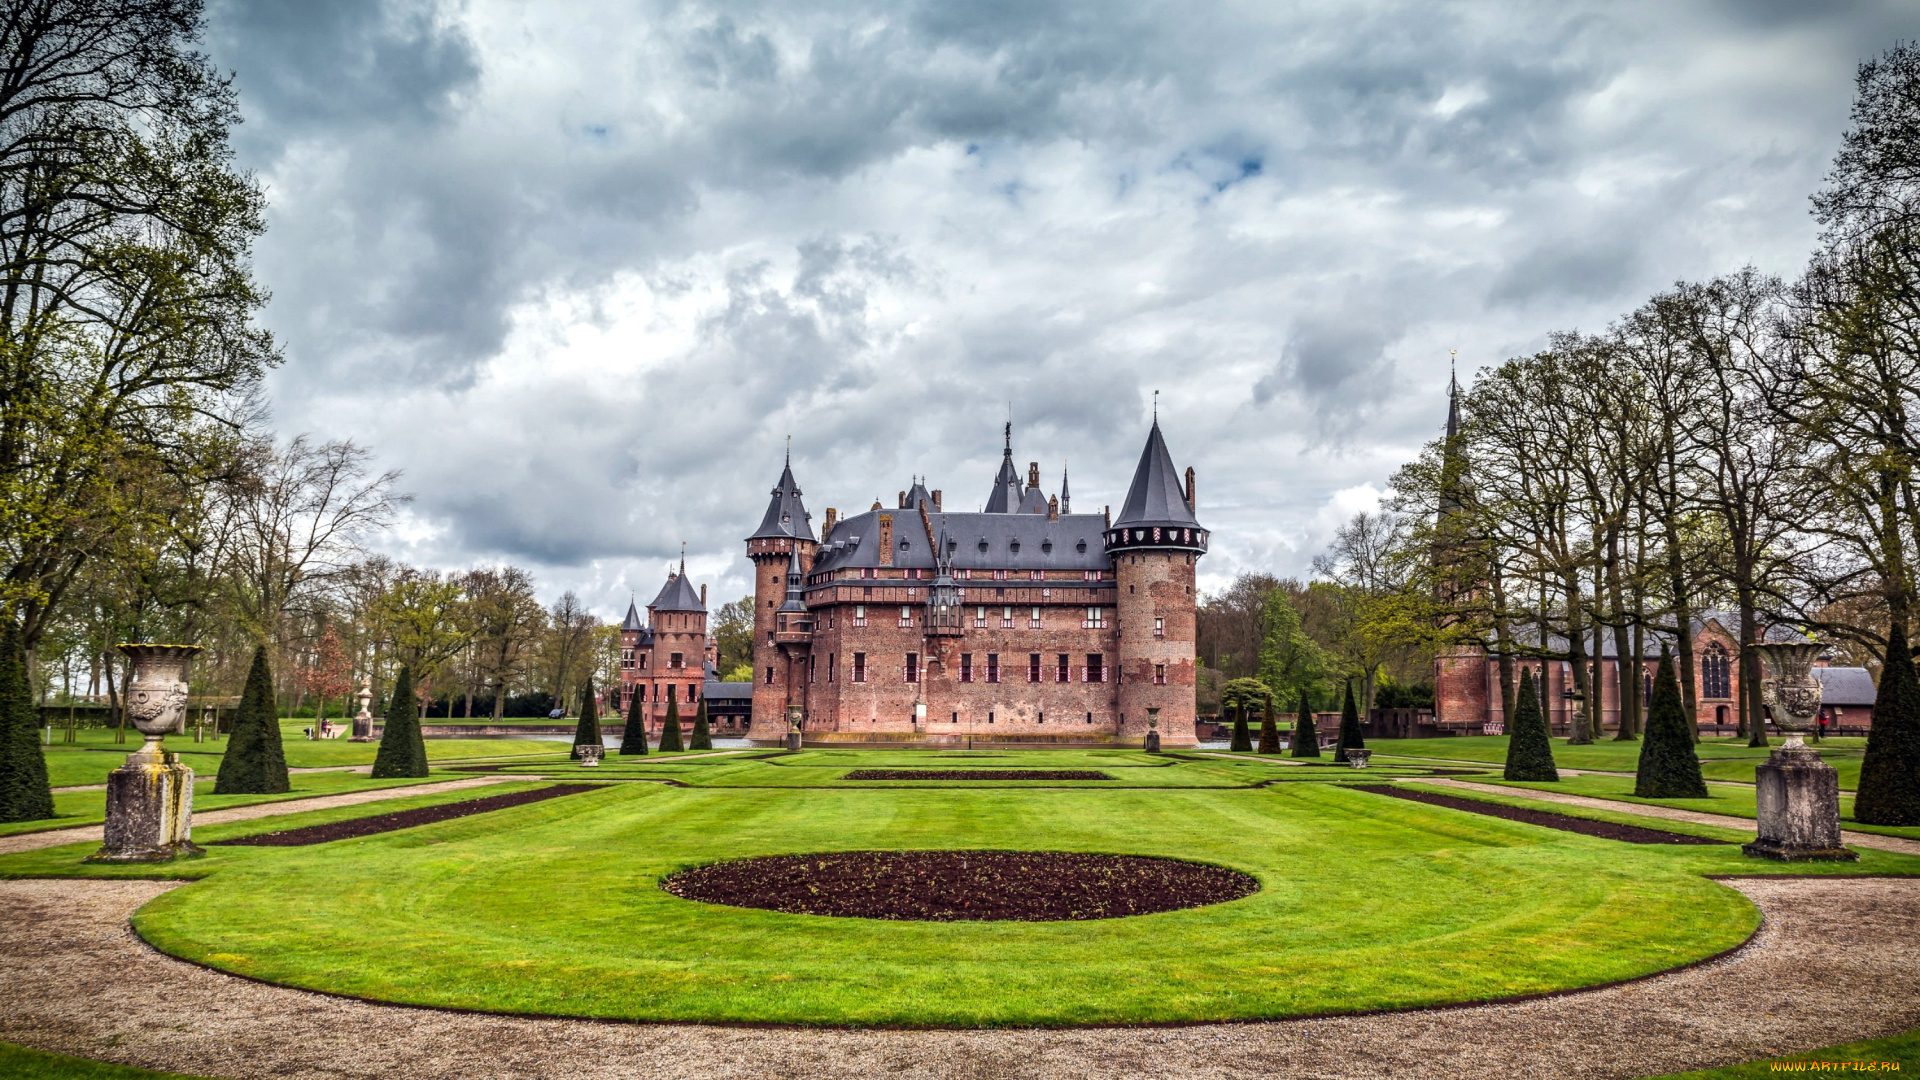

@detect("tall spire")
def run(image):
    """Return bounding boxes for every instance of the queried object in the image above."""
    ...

[777,540,807,614]
[747,453,815,541]
[1060,459,1071,514]
[1439,353,1467,521]
[984,422,1023,513]
[1113,419,1201,528]
[1445,351,1461,442]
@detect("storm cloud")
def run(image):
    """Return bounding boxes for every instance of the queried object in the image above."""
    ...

[205,0,1920,612]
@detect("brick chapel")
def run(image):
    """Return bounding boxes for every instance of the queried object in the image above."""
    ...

[742,421,1208,746]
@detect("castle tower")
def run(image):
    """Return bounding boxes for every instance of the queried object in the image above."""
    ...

[1431,368,1491,728]
[617,599,646,712]
[746,454,816,741]
[645,558,707,730]
[1105,420,1208,747]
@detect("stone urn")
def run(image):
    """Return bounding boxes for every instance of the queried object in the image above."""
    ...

[1144,708,1162,754]
[349,676,375,741]
[785,704,804,752]
[88,644,204,863]
[1345,748,1373,769]
[577,744,604,767]
[1744,640,1856,862]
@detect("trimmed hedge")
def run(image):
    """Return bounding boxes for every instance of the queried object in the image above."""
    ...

[370,665,428,778]
[1856,622,1920,825]
[213,647,289,795]
[1503,668,1559,782]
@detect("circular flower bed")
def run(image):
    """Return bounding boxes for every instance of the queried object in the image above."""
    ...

[660,850,1260,921]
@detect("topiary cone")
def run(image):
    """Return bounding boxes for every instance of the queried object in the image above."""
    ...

[1634,646,1706,797]
[1290,691,1321,758]
[1856,622,1920,825]
[0,620,54,823]
[1256,689,1280,754]
[572,678,602,760]
[1334,680,1366,760]
[690,698,712,750]
[371,666,427,778]
[215,647,289,794]
[619,686,648,755]
[1229,706,1252,752]
[660,696,684,752]
[1503,668,1559,782]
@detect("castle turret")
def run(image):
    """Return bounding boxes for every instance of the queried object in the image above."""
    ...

[645,558,708,732]
[1105,420,1208,747]
[1432,369,1491,728]
[747,453,817,742]
[984,422,1023,512]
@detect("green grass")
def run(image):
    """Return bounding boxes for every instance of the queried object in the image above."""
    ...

[1644,1028,1920,1077]
[0,769,485,838]
[0,1043,213,1079]
[1369,735,1864,778]
[10,748,1919,1027]
[35,723,566,789]
[1483,773,1920,841]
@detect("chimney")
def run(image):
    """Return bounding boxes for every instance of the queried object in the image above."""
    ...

[878,514,894,566]
[1027,461,1040,488]
[1104,504,1111,528]
[1185,466,1196,512]
[700,583,707,607]
[931,489,942,510]
[824,507,838,537]
[898,490,907,508]
[1048,494,1059,521]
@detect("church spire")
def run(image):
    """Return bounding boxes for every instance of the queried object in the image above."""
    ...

[747,453,814,541]
[1060,460,1071,514]
[984,421,1023,513]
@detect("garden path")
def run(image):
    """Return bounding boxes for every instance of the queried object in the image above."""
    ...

[1424,777,1920,856]
[0,876,1914,1079]
[0,777,512,857]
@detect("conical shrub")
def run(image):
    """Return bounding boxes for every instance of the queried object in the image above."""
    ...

[1856,622,1920,825]
[371,665,428,778]
[0,620,54,822]
[1503,668,1559,782]
[1256,689,1280,754]
[1635,647,1706,797]
[690,698,712,750]
[619,686,648,755]
[214,647,289,794]
[571,678,602,760]
[1229,706,1252,752]
[1335,680,1366,760]
[659,696,684,752]
[1290,691,1321,758]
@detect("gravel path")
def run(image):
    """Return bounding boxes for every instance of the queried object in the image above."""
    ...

[1,876,1916,1079]
[1424,777,1920,856]
[0,777,512,857]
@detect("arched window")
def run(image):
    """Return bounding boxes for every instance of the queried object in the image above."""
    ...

[1702,644,1732,699]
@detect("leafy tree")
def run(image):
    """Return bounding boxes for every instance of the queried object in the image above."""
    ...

[1290,691,1321,758]
[1334,680,1366,760]
[1503,668,1559,782]
[571,677,602,760]
[1256,687,1280,754]
[371,665,427,778]
[1635,648,1707,797]
[690,699,713,750]
[300,624,353,725]
[0,620,54,822]
[711,596,755,675]
[1855,623,1920,824]
[1259,589,1329,706]
[659,695,684,752]
[213,646,288,794]
[619,687,648,755]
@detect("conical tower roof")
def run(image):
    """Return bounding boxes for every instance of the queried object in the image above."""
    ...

[650,570,706,612]
[748,456,815,541]
[984,422,1023,513]
[620,599,645,632]
[1113,420,1199,529]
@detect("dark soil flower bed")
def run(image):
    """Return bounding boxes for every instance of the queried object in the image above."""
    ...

[661,850,1260,921]
[211,784,605,847]
[1353,785,1734,845]
[840,770,1112,781]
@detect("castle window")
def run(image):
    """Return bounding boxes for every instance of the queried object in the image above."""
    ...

[621,648,634,669]
[1082,607,1107,629]
[994,569,1009,581]
[974,606,988,628]
[1057,653,1071,683]
[668,684,677,703]
[1154,617,1165,638]
[1076,540,1087,553]
[1029,570,1044,580]
[810,655,817,683]
[1000,606,1014,629]
[863,567,875,578]
[1154,663,1167,686]
[1703,644,1732,698]
[828,654,836,682]
[986,654,1000,683]
[898,605,913,627]
[906,653,919,684]
[1084,570,1099,581]
[640,654,648,669]
[853,605,866,627]
[1029,607,1042,629]
[670,652,684,669]
[1085,654,1105,683]
[960,654,974,683]
[640,685,648,701]
[850,652,868,682]
[958,569,971,580]
[1029,653,1042,683]
[765,667,774,685]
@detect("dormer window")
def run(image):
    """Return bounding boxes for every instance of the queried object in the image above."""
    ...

[1010,540,1021,554]
[1075,539,1087,553]
[978,537,989,552]
[1042,539,1053,553]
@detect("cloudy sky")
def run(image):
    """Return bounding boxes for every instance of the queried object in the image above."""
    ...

[206,0,1920,616]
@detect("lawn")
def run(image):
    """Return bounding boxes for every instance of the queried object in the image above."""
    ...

[1481,772,1920,841]
[1368,734,1865,781]
[8,749,1918,1027]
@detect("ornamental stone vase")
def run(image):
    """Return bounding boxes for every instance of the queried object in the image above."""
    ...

[349,676,375,741]
[785,704,804,752]
[1743,640,1856,862]
[88,644,204,863]
[1144,708,1161,754]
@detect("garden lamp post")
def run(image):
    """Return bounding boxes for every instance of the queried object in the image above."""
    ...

[87,644,204,863]
[1743,639,1855,862]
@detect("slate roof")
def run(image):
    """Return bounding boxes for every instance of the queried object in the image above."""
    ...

[905,479,934,510]
[984,425,1024,513]
[620,600,645,632]
[1814,666,1876,706]
[1017,486,1050,514]
[810,509,1111,575]
[749,460,815,541]
[650,572,705,612]
[1112,420,1199,529]
[704,679,754,702]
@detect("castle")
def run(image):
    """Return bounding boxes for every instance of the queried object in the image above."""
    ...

[741,421,1207,746]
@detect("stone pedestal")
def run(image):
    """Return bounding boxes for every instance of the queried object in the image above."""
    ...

[1144,730,1161,753]
[88,741,201,863]
[1743,744,1857,862]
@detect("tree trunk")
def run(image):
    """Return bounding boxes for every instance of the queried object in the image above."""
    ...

[105,656,125,745]
[1739,585,1769,747]
[1564,572,1593,744]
